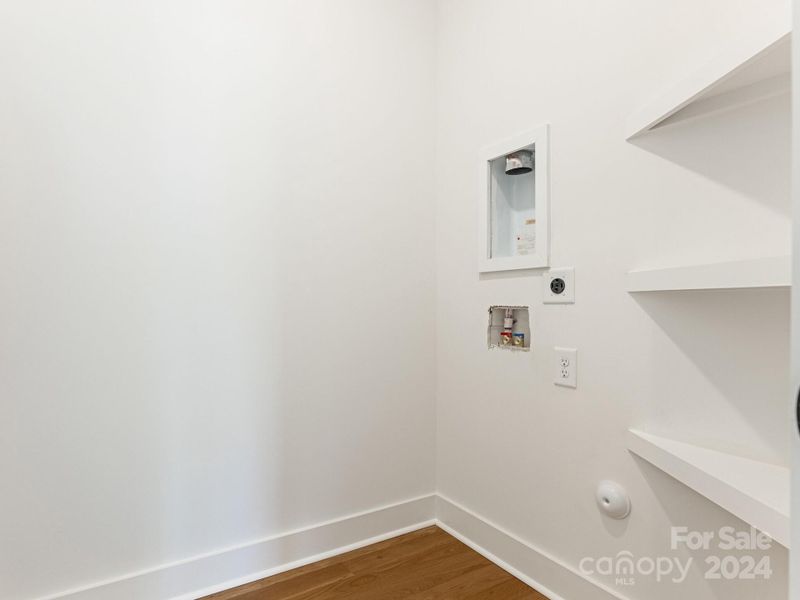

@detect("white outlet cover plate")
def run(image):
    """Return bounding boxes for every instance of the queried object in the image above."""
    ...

[554,347,577,388]
[544,268,575,304]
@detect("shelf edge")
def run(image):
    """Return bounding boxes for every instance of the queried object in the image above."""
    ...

[628,429,789,548]
[626,256,790,292]
[626,25,791,140]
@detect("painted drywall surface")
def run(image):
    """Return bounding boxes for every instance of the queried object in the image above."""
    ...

[0,2,436,598]
[435,1,789,599]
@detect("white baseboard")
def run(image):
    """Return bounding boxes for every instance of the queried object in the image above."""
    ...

[435,494,629,600]
[41,494,437,600]
[38,493,627,600]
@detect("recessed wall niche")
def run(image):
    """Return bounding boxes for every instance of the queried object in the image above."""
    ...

[487,305,531,351]
[478,125,550,273]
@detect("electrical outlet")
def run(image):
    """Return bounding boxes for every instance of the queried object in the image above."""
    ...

[544,268,575,304]
[554,347,577,388]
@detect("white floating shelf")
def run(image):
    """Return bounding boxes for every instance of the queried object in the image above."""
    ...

[628,430,789,548]
[626,25,790,139]
[626,256,790,293]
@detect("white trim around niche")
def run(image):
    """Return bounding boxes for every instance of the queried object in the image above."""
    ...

[478,124,550,273]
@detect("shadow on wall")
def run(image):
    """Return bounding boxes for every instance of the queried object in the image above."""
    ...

[630,288,789,464]
[628,455,788,600]
[628,94,790,217]
[597,497,631,541]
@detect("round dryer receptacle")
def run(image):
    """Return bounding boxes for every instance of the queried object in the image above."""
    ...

[550,277,566,295]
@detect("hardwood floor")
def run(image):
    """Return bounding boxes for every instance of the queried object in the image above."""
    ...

[203,526,547,600]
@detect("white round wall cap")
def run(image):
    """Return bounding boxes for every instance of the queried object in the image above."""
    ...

[596,480,631,519]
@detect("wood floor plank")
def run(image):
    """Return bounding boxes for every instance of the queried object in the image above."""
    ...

[404,563,509,599]
[201,526,548,600]
[342,528,456,576]
[461,577,543,600]
[289,538,475,600]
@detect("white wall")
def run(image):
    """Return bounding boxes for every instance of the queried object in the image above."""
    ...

[0,2,437,598]
[435,1,790,599]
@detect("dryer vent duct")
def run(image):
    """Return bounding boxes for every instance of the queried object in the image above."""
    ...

[505,149,534,175]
